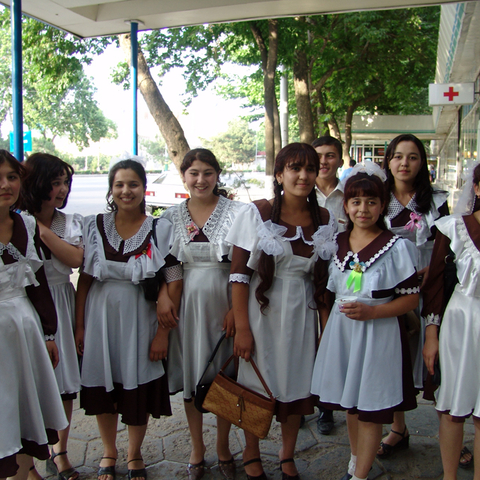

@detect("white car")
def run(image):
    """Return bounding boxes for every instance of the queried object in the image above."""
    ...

[145,171,189,210]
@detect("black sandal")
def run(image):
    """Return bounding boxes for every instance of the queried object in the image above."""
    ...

[187,459,205,480]
[243,458,268,480]
[97,456,117,480]
[280,458,299,480]
[459,446,474,469]
[46,450,79,480]
[29,465,45,480]
[128,458,147,480]
[377,426,409,458]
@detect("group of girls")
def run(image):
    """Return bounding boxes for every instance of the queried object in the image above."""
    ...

[1,133,478,480]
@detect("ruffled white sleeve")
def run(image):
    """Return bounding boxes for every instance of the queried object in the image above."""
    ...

[437,215,480,298]
[225,203,264,270]
[63,213,84,247]
[82,215,103,280]
[364,237,419,294]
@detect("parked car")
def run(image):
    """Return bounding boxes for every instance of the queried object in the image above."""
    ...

[145,171,189,210]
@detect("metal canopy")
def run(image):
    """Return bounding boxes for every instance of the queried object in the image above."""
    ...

[0,0,458,38]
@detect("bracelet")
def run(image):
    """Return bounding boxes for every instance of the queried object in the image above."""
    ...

[44,334,55,341]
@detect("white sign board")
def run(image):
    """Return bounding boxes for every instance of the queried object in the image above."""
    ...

[429,83,475,106]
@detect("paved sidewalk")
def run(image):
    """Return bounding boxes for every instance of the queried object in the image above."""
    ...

[33,394,475,480]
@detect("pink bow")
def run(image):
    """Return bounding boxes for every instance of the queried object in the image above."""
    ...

[405,212,422,232]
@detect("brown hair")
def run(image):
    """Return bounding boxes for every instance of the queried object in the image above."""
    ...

[343,172,388,231]
[473,164,480,213]
[19,153,74,214]
[107,159,147,214]
[255,143,328,312]
[0,150,25,210]
[181,148,228,197]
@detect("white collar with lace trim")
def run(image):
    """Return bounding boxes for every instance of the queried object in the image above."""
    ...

[333,233,400,272]
[103,212,153,255]
[179,195,231,244]
[386,192,419,219]
[50,210,66,239]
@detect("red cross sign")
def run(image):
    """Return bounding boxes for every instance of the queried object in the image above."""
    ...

[443,86,459,101]
[429,83,474,106]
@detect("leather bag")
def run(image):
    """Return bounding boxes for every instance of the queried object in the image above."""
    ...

[202,355,276,439]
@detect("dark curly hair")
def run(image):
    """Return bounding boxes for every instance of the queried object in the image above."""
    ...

[255,143,328,313]
[343,172,388,231]
[0,150,25,210]
[180,148,228,198]
[107,159,147,214]
[473,164,480,213]
[382,134,438,214]
[19,153,74,214]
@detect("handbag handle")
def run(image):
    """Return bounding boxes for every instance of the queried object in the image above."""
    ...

[220,355,275,400]
[151,217,159,246]
[197,332,227,385]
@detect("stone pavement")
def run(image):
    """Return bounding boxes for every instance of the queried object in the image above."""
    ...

[33,394,475,480]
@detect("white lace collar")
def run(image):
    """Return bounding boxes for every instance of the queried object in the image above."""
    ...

[386,192,419,219]
[179,196,231,244]
[103,212,153,254]
[0,242,22,260]
[333,233,400,272]
[50,210,66,238]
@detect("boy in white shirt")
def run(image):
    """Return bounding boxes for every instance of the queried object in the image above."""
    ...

[313,136,348,232]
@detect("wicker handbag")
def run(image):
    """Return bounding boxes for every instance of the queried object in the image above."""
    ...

[202,355,276,439]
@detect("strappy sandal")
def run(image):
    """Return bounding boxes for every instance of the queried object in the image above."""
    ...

[280,458,299,480]
[243,458,268,480]
[97,456,117,480]
[459,446,473,468]
[128,458,147,480]
[377,425,409,458]
[187,459,205,480]
[218,457,236,480]
[46,450,79,480]
[29,465,45,480]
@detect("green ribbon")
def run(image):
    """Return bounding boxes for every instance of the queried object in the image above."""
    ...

[346,270,362,293]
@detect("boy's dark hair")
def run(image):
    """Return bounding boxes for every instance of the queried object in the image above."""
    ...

[311,136,343,160]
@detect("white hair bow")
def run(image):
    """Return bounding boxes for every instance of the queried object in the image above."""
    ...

[342,160,387,185]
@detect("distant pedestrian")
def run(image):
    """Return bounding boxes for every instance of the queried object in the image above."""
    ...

[340,159,357,182]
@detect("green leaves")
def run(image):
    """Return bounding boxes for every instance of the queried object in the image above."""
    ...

[0,8,115,149]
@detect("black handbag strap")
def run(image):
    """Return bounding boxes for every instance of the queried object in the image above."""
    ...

[220,355,275,400]
[197,332,227,384]
[150,217,159,246]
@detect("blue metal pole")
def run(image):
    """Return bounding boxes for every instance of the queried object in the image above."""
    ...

[11,0,23,161]
[131,21,138,156]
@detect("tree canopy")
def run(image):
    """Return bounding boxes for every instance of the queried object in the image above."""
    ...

[0,8,116,149]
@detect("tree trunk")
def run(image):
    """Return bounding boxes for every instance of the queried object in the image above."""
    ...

[293,49,314,144]
[251,20,278,176]
[119,34,190,172]
[344,92,382,163]
[273,94,282,155]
